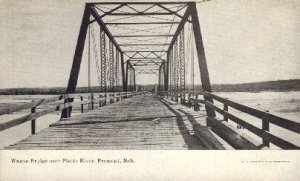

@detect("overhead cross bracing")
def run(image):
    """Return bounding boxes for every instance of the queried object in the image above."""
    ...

[62,1,216,118]
[89,2,190,76]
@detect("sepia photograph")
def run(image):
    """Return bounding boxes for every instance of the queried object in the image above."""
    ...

[0,0,299,180]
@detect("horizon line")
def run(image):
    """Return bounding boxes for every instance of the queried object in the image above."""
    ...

[0,79,299,90]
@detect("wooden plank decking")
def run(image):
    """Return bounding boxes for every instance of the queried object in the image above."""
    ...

[6,94,222,150]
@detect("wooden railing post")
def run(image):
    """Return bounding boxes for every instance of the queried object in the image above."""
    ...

[99,95,102,107]
[31,106,36,134]
[194,94,200,111]
[262,111,270,147]
[64,96,70,118]
[91,94,94,110]
[80,96,84,113]
[173,91,174,101]
[104,94,107,106]
[181,92,185,105]
[188,94,191,108]
[223,98,228,121]
[110,93,114,104]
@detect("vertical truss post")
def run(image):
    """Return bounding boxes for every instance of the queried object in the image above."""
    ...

[129,69,132,91]
[162,62,166,95]
[179,29,185,105]
[128,65,130,92]
[127,62,135,92]
[158,63,163,94]
[174,40,179,102]
[121,53,127,92]
[88,24,94,110]
[158,67,161,92]
[190,2,216,117]
[133,69,136,91]
[109,41,114,92]
[88,25,91,93]
[115,50,120,91]
[169,48,173,100]
[100,29,107,93]
[100,28,107,106]
[61,4,91,118]
[125,61,129,92]
[164,54,169,92]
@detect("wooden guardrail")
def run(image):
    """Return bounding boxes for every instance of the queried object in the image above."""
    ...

[161,90,204,105]
[0,91,141,134]
[163,91,300,149]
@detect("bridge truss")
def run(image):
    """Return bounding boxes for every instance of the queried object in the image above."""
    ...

[62,1,215,118]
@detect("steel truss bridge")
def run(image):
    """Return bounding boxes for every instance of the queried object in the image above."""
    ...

[1,2,299,150]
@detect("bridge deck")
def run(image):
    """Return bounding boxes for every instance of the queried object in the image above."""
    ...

[6,94,225,150]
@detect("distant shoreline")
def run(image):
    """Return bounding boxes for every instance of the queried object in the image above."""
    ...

[0,79,299,95]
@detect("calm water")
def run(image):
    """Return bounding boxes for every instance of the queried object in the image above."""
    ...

[0,91,299,149]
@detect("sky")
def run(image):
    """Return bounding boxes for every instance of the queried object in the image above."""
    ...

[0,0,299,88]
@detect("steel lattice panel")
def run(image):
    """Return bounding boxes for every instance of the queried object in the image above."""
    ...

[100,29,107,92]
[109,41,114,91]
[174,40,179,95]
[115,51,120,91]
[179,29,185,93]
[169,48,173,91]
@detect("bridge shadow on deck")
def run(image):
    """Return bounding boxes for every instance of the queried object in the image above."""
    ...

[159,98,209,150]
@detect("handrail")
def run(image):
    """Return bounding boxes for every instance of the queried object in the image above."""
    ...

[0,91,141,133]
[0,104,61,131]
[0,95,65,116]
[205,101,299,149]
[204,92,300,134]
[159,90,204,96]
[166,91,300,149]
[0,92,137,115]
